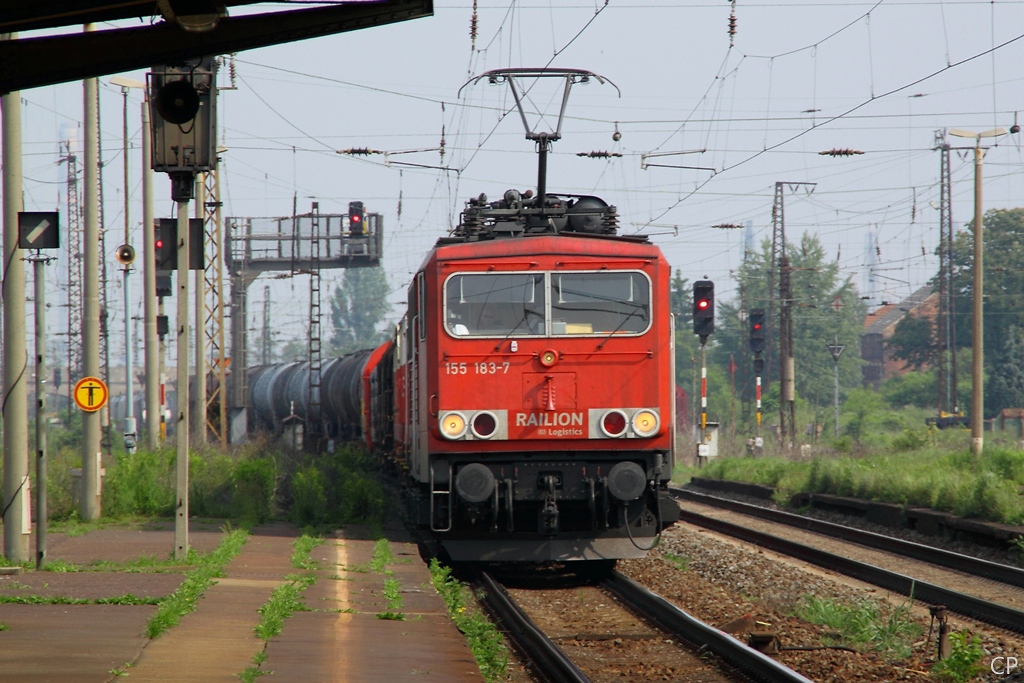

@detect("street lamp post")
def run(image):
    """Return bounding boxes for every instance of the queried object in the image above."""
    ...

[948,127,1007,457]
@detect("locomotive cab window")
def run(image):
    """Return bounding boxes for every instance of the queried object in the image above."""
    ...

[551,271,650,335]
[445,273,546,337]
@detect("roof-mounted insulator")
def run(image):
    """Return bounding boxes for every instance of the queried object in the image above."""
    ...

[819,148,864,157]
[577,151,623,158]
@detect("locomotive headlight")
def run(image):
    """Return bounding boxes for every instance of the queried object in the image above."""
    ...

[539,348,559,368]
[439,411,468,439]
[631,409,660,437]
[471,411,498,439]
[600,409,629,438]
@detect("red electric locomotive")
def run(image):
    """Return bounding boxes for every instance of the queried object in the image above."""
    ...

[365,185,679,562]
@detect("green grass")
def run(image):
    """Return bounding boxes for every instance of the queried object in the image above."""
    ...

[146,529,248,639]
[254,573,316,639]
[686,445,1024,525]
[0,623,9,631]
[239,536,322,681]
[664,552,690,571]
[290,535,323,570]
[931,631,985,683]
[429,559,509,683]
[42,560,80,572]
[0,593,160,605]
[369,539,393,573]
[795,595,922,659]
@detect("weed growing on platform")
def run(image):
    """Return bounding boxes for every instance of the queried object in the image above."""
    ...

[0,623,8,631]
[254,573,316,639]
[41,559,79,572]
[369,540,405,620]
[429,559,509,683]
[370,538,393,573]
[290,535,323,570]
[0,593,159,605]
[146,529,247,639]
[796,595,921,659]
[932,631,985,683]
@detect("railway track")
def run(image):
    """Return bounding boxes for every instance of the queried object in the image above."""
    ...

[669,486,1024,634]
[477,569,814,683]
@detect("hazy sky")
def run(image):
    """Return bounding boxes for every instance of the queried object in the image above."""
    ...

[12,0,1024,361]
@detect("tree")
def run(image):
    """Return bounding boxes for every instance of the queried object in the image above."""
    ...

[715,233,866,429]
[329,267,393,354]
[988,325,1024,414]
[887,313,935,371]
[949,208,1024,415]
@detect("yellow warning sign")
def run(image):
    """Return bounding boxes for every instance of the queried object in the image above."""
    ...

[73,376,108,413]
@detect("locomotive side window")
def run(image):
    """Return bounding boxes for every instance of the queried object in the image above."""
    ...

[445,273,546,337]
[551,272,650,335]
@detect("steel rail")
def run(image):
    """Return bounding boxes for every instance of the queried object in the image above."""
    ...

[477,571,591,683]
[604,571,815,683]
[673,505,1024,634]
[671,487,1024,589]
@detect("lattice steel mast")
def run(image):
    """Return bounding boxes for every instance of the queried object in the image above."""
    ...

[934,130,959,415]
[61,140,84,419]
[307,203,323,447]
[202,168,228,447]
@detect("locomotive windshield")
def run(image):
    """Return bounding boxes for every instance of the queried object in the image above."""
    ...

[444,271,650,337]
[445,273,546,337]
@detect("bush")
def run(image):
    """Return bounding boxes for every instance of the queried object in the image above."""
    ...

[232,457,277,526]
[102,449,175,517]
[291,466,327,526]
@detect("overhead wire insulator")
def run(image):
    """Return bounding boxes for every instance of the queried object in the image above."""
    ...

[728,12,737,46]
[337,148,382,156]
[712,223,744,230]
[818,148,864,157]
[470,0,479,48]
[576,151,623,158]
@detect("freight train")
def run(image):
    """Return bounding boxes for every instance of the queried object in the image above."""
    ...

[249,187,679,562]
[250,68,678,562]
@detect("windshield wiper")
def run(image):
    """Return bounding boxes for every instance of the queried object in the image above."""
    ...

[493,308,539,351]
[596,303,647,349]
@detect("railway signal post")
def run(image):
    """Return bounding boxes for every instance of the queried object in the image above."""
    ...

[749,308,766,455]
[20,211,60,568]
[148,58,217,559]
[693,280,714,465]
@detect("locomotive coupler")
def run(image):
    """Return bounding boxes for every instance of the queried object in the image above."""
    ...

[539,474,559,534]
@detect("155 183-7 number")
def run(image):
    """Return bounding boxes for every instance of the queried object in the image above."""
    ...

[445,362,510,375]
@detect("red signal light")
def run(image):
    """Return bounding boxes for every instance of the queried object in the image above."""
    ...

[753,323,761,330]
[698,300,709,309]
[155,239,164,249]
[351,214,361,223]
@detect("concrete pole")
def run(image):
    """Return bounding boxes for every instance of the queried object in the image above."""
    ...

[81,24,102,519]
[971,143,984,457]
[121,87,136,454]
[142,99,159,450]
[34,257,48,568]
[175,192,191,560]
[2,37,30,561]
[194,176,206,445]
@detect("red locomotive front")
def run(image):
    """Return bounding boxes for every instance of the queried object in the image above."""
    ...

[396,202,678,562]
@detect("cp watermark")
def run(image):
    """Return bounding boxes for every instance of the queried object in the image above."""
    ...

[991,656,1019,675]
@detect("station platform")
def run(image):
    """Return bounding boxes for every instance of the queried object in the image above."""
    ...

[0,522,483,682]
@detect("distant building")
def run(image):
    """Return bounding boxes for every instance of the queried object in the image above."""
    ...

[860,286,937,389]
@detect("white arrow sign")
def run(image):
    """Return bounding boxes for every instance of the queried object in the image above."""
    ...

[25,218,50,245]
